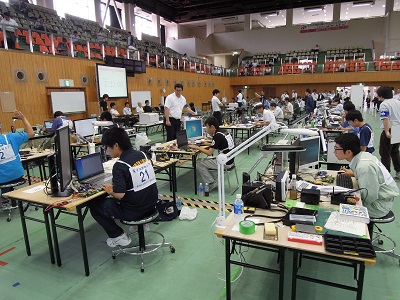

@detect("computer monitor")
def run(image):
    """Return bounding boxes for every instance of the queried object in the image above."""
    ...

[299,136,320,169]
[319,130,327,152]
[49,125,73,197]
[44,120,53,130]
[184,118,203,140]
[73,117,97,138]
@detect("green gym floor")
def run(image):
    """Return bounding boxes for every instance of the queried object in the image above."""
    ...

[1,108,399,300]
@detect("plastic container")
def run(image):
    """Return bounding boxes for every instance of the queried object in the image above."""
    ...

[204,183,209,197]
[233,194,244,225]
[176,198,183,210]
[198,183,204,197]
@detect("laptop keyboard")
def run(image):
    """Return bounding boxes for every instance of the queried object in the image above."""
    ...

[83,173,113,190]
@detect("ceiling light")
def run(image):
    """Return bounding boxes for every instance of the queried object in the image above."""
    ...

[305,6,324,12]
[261,11,279,17]
[352,1,375,7]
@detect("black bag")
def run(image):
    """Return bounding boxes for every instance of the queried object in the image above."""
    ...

[156,201,179,221]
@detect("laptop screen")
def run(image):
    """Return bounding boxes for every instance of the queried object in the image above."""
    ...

[176,130,188,148]
[74,153,104,181]
[44,120,53,129]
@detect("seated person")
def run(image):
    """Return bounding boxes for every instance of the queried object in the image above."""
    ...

[0,111,35,196]
[34,17,45,31]
[334,134,399,237]
[56,38,69,56]
[338,101,359,134]
[270,103,284,121]
[253,102,276,126]
[187,102,197,117]
[89,127,158,247]
[51,111,73,133]
[135,102,144,114]
[188,116,234,192]
[109,102,120,117]
[283,97,294,119]
[100,111,118,133]
[123,102,132,116]
[330,98,344,114]
[143,100,153,113]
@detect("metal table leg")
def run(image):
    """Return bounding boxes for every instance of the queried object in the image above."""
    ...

[18,200,31,256]
[77,206,90,276]
[49,209,61,266]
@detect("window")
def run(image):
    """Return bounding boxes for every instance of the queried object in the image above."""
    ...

[258,10,287,28]
[394,0,400,11]
[293,4,334,25]
[135,15,154,40]
[340,0,386,20]
[100,2,111,26]
[54,0,95,20]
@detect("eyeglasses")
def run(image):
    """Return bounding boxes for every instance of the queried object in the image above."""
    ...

[333,146,344,151]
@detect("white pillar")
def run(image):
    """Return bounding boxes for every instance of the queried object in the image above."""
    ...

[152,14,161,41]
[94,0,102,25]
[206,19,214,37]
[122,2,135,34]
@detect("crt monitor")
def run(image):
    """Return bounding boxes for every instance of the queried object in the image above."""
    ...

[298,136,320,169]
[184,118,203,140]
[49,125,73,197]
[73,117,97,138]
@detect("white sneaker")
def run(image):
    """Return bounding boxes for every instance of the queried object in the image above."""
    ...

[129,223,150,234]
[106,232,131,248]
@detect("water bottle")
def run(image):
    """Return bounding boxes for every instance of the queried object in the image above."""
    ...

[311,119,315,128]
[289,175,298,200]
[204,183,210,197]
[198,183,204,197]
[176,198,183,210]
[233,194,244,225]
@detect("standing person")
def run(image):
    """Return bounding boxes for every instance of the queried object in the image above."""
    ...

[236,89,244,107]
[338,101,359,134]
[305,89,314,114]
[0,111,35,196]
[143,100,153,113]
[188,116,234,191]
[345,110,375,153]
[164,83,196,142]
[99,94,109,112]
[312,89,318,109]
[283,97,293,119]
[211,89,223,125]
[292,90,298,100]
[334,134,398,237]
[0,12,18,49]
[255,90,269,109]
[51,111,73,133]
[254,103,276,126]
[89,127,158,247]
[126,31,136,50]
[377,86,400,177]
[109,102,120,117]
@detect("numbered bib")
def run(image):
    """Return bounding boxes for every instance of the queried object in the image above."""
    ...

[0,135,17,166]
[117,153,156,192]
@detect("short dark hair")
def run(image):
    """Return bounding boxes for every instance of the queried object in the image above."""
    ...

[345,110,363,122]
[102,127,132,150]
[100,111,112,121]
[145,100,149,105]
[333,98,340,104]
[125,102,129,106]
[102,94,109,99]
[254,103,264,110]
[306,89,311,94]
[110,102,116,108]
[334,134,361,157]
[3,12,10,17]
[212,89,220,95]
[53,111,63,118]
[343,101,355,112]
[204,116,220,131]
[174,83,183,90]
[376,86,393,99]
[189,102,195,108]
[238,89,242,93]
[270,103,277,107]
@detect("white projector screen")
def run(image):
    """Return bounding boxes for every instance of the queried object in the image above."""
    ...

[96,64,128,98]
[51,91,86,114]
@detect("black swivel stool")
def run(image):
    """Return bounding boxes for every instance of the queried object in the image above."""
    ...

[370,210,400,265]
[112,209,175,272]
[0,177,26,222]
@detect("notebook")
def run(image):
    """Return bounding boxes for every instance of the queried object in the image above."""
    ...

[176,130,191,151]
[74,153,112,188]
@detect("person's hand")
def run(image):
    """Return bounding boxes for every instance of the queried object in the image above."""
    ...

[339,167,354,177]
[385,131,391,139]
[188,144,197,149]
[165,119,171,126]
[13,110,26,120]
[103,183,113,194]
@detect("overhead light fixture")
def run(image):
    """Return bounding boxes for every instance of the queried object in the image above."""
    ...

[261,11,279,17]
[221,16,238,21]
[352,0,375,7]
[304,6,324,12]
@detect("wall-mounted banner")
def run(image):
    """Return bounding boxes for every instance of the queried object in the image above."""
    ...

[300,21,348,33]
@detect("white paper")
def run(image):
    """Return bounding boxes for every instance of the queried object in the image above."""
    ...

[324,211,366,236]
[22,185,45,194]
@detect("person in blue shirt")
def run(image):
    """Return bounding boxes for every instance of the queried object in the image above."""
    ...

[305,89,314,114]
[0,111,35,195]
[345,110,375,153]
[338,101,359,135]
[52,111,73,133]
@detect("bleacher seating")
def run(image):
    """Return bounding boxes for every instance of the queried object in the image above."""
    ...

[325,46,365,60]
[374,58,400,71]
[284,48,319,63]
[324,59,366,73]
[278,62,316,75]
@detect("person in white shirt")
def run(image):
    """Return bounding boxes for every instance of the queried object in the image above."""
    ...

[254,103,276,126]
[211,89,224,125]
[270,103,284,121]
[330,98,344,114]
[0,12,18,49]
[123,102,132,115]
[109,102,120,117]
[281,91,289,102]
[136,102,144,114]
[284,98,294,118]
[236,90,244,107]
[164,83,196,141]
[292,90,297,100]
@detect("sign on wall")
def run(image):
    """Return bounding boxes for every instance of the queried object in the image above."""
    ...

[300,21,348,33]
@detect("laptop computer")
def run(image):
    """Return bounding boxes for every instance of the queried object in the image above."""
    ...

[44,120,53,131]
[176,130,191,151]
[74,153,112,189]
